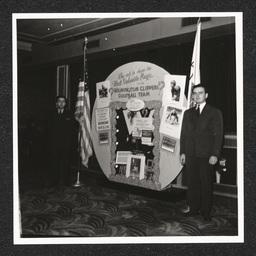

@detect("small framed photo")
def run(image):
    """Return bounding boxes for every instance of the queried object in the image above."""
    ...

[98,131,109,145]
[159,105,185,139]
[161,135,177,153]
[126,155,146,180]
[162,74,186,108]
[119,165,126,176]
[146,159,154,170]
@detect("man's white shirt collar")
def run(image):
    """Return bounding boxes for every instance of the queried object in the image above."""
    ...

[198,102,206,113]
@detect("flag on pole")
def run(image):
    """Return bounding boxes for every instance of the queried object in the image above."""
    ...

[187,18,201,109]
[75,37,93,168]
[75,79,93,168]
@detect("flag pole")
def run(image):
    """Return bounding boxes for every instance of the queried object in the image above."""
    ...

[73,37,88,187]
[73,125,83,187]
[187,17,201,109]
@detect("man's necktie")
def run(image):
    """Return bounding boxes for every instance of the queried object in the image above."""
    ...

[196,105,200,116]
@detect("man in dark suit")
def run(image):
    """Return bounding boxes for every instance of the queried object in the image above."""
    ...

[49,96,75,187]
[180,84,223,221]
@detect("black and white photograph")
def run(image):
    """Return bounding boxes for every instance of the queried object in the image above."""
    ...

[159,105,185,138]
[161,135,177,153]
[96,80,111,108]
[99,84,108,98]
[126,155,146,180]
[162,74,186,107]
[13,12,243,246]
[98,131,109,145]
[165,106,182,125]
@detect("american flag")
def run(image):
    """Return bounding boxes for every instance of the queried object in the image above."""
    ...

[187,18,201,109]
[75,79,93,168]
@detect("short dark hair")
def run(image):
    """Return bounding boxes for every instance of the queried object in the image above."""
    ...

[56,95,67,103]
[192,84,208,93]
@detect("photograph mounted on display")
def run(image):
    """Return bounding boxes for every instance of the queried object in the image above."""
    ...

[161,135,177,153]
[160,106,185,138]
[126,155,145,180]
[131,130,141,144]
[119,165,127,176]
[145,159,154,180]
[160,105,185,138]
[141,130,153,146]
[96,80,111,108]
[123,109,140,134]
[98,131,109,145]
[162,74,186,107]
[146,159,154,169]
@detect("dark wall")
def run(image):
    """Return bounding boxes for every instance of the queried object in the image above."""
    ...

[18,67,56,125]
[18,64,81,172]
[18,66,56,171]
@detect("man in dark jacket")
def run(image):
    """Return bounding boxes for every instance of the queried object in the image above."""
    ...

[180,84,223,221]
[49,96,75,187]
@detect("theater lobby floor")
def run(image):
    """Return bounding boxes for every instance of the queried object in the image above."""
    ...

[17,160,238,238]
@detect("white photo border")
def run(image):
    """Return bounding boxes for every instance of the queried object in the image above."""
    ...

[13,12,243,245]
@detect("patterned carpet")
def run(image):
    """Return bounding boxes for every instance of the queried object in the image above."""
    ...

[19,172,238,237]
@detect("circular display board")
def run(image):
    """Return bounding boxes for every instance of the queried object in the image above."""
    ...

[92,61,185,190]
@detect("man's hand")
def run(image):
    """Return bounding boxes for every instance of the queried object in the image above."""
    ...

[209,156,218,165]
[180,154,186,165]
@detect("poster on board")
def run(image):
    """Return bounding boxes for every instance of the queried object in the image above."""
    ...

[96,80,111,108]
[159,105,185,138]
[162,74,186,107]
[95,107,110,131]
